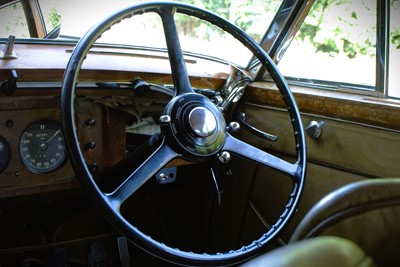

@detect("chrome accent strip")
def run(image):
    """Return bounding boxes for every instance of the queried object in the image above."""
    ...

[248,0,316,80]
[376,0,390,97]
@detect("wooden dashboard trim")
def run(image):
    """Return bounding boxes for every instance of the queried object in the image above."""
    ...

[0,43,228,89]
[245,82,400,131]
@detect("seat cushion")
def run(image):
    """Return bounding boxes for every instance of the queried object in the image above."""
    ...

[289,178,400,266]
[241,236,374,267]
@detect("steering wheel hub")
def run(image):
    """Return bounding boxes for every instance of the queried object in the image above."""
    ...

[162,93,226,158]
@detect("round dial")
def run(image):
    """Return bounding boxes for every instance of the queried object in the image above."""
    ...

[0,136,10,173]
[20,120,67,174]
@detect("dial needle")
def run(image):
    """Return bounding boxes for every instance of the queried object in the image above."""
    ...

[46,130,61,143]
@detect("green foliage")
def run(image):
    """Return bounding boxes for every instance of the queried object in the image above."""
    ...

[297,0,377,59]
[392,30,400,49]
[48,7,61,29]
[391,0,400,49]
[1,3,28,37]
[175,0,280,41]
[316,39,339,55]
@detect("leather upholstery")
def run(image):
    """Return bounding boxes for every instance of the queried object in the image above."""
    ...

[241,236,374,267]
[290,178,400,266]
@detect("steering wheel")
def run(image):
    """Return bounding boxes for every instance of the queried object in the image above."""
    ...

[61,2,306,266]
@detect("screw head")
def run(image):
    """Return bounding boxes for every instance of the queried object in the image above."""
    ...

[159,115,171,124]
[227,122,240,133]
[218,151,231,164]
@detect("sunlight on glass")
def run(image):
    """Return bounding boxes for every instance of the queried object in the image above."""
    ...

[177,15,253,66]
[96,13,166,48]
[57,0,280,67]
[95,12,252,66]
[60,0,279,66]
[0,1,29,37]
[388,0,400,98]
[279,0,376,87]
[0,0,281,67]
[38,0,63,35]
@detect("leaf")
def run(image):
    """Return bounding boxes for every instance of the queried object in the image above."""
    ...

[351,11,357,19]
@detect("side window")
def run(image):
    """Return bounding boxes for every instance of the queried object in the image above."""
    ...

[0,1,30,38]
[389,1,400,98]
[279,1,376,89]
[37,0,61,36]
[279,0,400,99]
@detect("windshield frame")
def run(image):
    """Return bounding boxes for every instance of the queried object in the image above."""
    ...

[1,0,287,71]
[248,0,316,79]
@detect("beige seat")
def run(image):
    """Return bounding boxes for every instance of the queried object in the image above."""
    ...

[290,178,400,266]
[243,178,400,267]
[241,236,374,267]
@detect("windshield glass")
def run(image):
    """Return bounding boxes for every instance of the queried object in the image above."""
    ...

[0,0,282,67]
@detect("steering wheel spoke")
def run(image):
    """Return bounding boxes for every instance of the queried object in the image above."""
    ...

[158,7,193,96]
[61,2,306,266]
[223,134,300,179]
[105,141,179,211]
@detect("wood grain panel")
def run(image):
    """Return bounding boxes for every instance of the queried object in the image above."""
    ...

[0,43,228,89]
[0,97,126,198]
[0,101,77,198]
[245,82,400,131]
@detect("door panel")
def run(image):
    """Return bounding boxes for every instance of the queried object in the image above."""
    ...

[234,100,400,242]
[236,103,400,178]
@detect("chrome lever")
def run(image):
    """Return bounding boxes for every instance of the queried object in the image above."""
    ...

[1,35,17,59]
[219,65,252,112]
[210,167,223,206]
[237,112,278,142]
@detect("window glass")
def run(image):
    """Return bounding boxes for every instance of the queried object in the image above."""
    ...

[279,0,376,88]
[58,0,281,42]
[1,0,281,67]
[388,0,400,98]
[93,12,253,66]
[57,0,281,67]
[38,0,62,35]
[0,1,30,38]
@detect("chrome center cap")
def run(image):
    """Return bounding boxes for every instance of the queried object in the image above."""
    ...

[188,107,217,137]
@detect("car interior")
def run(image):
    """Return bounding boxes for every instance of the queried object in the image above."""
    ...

[0,0,399,266]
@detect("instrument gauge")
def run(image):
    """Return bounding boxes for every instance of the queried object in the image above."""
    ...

[0,136,10,173]
[20,120,67,174]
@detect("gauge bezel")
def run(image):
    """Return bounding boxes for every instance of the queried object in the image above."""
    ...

[0,136,11,173]
[19,119,67,174]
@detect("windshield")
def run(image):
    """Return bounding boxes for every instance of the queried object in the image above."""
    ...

[0,0,282,67]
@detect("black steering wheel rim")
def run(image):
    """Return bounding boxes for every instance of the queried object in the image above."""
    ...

[61,2,306,266]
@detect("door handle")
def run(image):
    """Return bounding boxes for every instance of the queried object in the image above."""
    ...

[237,112,278,142]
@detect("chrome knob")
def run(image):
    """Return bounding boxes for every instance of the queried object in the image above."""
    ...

[188,107,217,137]
[227,122,240,133]
[305,120,325,139]
[159,115,171,124]
[218,151,231,163]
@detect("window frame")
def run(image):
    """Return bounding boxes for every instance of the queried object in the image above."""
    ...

[249,0,394,99]
[0,0,47,38]
[376,0,390,97]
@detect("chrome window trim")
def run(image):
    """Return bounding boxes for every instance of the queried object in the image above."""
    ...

[247,0,315,80]
[249,0,395,99]
[376,0,390,97]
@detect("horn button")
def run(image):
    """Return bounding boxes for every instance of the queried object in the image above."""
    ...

[163,93,227,158]
[188,107,217,137]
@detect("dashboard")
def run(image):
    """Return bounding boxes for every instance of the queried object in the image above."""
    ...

[0,95,128,198]
[0,96,76,198]
[0,43,230,199]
